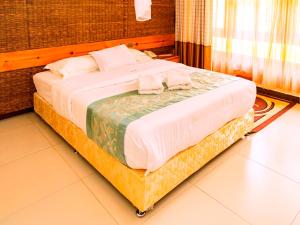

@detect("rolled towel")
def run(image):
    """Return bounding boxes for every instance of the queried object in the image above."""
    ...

[134,0,152,21]
[166,70,192,90]
[138,74,164,95]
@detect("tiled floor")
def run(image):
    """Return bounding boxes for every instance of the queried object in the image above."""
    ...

[0,105,300,225]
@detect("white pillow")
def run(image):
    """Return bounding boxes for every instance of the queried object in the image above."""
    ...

[129,48,152,63]
[44,55,99,79]
[90,44,137,71]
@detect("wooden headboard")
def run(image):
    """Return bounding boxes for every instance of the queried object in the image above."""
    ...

[0,34,175,73]
[0,34,175,118]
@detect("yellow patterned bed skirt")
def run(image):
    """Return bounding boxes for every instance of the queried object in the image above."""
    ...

[34,93,254,212]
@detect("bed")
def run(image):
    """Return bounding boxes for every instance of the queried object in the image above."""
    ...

[33,56,256,216]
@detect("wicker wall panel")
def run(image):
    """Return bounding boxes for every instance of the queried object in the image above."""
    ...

[0,0,29,52]
[0,69,32,116]
[0,66,44,117]
[0,1,175,117]
[126,0,175,38]
[1,1,175,52]
[27,0,125,48]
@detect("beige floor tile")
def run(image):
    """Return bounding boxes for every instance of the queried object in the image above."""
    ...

[195,155,300,225]
[143,185,249,225]
[83,173,192,225]
[53,142,96,178]
[0,181,117,225]
[292,212,300,225]
[25,111,42,124]
[32,117,66,146]
[0,113,33,134]
[188,138,242,184]
[276,104,300,126]
[0,148,78,220]
[0,124,51,166]
[238,124,300,183]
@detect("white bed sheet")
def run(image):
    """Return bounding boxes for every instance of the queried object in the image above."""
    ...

[34,60,256,172]
[33,71,62,105]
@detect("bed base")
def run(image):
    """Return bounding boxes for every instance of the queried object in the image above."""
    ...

[33,93,254,214]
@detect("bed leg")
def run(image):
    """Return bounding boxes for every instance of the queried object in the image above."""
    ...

[136,209,146,218]
[245,131,255,136]
[136,205,154,218]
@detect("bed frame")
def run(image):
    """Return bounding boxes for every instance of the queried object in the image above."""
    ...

[2,34,254,215]
[34,93,254,216]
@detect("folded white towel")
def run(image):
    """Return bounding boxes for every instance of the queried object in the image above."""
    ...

[134,0,152,21]
[166,70,192,90]
[138,74,164,95]
[168,83,192,91]
[139,89,163,95]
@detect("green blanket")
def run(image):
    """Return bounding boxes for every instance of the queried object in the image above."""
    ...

[86,72,239,165]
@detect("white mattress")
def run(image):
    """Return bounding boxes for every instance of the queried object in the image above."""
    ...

[33,60,256,172]
[33,71,62,105]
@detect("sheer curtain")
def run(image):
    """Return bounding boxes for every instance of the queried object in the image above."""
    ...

[212,0,300,93]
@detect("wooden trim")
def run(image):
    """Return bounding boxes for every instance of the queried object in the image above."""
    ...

[0,34,175,72]
[257,87,300,103]
[0,108,33,120]
[157,54,180,63]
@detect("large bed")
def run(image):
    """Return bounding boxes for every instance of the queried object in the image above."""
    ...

[33,56,256,216]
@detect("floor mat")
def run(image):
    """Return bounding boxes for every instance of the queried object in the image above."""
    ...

[252,94,296,132]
